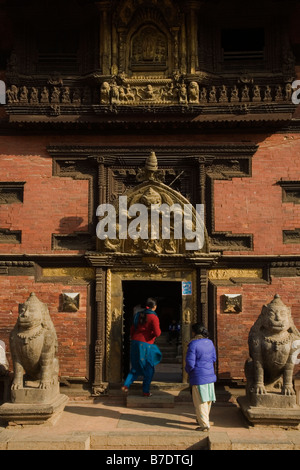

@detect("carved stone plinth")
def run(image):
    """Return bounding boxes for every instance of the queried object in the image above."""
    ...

[0,392,68,426]
[11,381,60,404]
[247,391,297,409]
[0,381,68,426]
[238,395,300,428]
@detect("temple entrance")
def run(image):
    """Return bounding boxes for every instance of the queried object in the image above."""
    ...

[103,267,198,387]
[122,280,182,383]
[88,153,219,395]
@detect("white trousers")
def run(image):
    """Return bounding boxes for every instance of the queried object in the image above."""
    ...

[192,385,212,428]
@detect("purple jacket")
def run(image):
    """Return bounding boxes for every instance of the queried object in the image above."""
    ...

[185,337,217,385]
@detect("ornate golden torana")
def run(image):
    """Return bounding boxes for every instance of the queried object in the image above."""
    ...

[98,152,209,256]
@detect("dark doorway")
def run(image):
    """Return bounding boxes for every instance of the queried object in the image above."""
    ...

[122,281,182,382]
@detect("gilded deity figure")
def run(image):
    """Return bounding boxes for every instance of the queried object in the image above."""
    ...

[142,32,156,61]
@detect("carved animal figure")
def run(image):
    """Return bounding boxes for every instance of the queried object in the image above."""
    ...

[10,293,59,390]
[245,294,300,396]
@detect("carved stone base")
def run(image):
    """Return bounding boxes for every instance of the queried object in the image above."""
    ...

[92,382,109,396]
[238,395,300,428]
[0,382,68,426]
[0,393,69,426]
[246,390,297,408]
[11,382,60,404]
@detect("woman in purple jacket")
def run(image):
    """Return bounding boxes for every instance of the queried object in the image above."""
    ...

[185,323,217,431]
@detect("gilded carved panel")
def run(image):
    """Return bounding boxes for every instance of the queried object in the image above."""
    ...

[98,152,209,256]
[130,25,168,72]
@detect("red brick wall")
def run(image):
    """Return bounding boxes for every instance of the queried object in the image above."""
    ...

[216,277,300,381]
[0,276,88,378]
[1,133,300,384]
[1,133,299,255]
[0,148,89,254]
[214,134,300,255]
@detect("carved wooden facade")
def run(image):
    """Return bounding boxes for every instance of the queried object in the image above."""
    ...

[3,0,297,129]
[0,0,300,391]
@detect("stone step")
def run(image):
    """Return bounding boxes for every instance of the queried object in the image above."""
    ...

[3,430,300,451]
[126,392,175,408]
[0,429,208,451]
[160,357,181,363]
[208,432,299,451]
[158,344,178,352]
[90,431,208,450]
[2,433,91,451]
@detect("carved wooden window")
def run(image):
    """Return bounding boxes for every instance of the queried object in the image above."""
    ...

[292,44,300,66]
[221,28,265,65]
[283,229,300,244]
[130,24,168,72]
[0,182,25,204]
[36,29,80,74]
[279,181,300,204]
[0,229,21,244]
[0,50,10,71]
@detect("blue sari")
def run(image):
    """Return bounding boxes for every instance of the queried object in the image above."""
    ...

[124,309,162,393]
[130,340,162,376]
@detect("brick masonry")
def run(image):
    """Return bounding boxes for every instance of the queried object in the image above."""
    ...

[0,139,89,254]
[216,278,300,380]
[0,133,300,255]
[214,133,300,255]
[0,276,88,378]
[0,132,300,380]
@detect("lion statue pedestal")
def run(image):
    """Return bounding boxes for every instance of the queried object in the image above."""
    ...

[0,293,68,426]
[238,294,300,428]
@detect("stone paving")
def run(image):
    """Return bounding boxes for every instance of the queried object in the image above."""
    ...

[0,386,299,450]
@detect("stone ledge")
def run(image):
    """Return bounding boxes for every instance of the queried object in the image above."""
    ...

[6,433,90,450]
[208,432,232,450]
[89,431,208,450]
[208,431,300,451]
[1,428,300,451]
[230,438,294,451]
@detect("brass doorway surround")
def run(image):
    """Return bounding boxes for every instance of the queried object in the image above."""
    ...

[86,153,219,395]
[107,267,197,385]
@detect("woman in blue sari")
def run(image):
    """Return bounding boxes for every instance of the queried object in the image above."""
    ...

[122,298,162,397]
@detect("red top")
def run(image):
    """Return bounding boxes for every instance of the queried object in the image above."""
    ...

[130,313,161,344]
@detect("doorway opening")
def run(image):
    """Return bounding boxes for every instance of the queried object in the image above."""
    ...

[122,280,182,383]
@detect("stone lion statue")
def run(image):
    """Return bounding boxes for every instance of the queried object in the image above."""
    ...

[245,294,300,396]
[10,293,59,390]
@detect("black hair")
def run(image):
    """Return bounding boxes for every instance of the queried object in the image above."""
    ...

[145,298,157,309]
[138,298,157,326]
[191,323,209,338]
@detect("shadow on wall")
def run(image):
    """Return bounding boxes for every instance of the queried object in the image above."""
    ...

[57,217,89,233]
